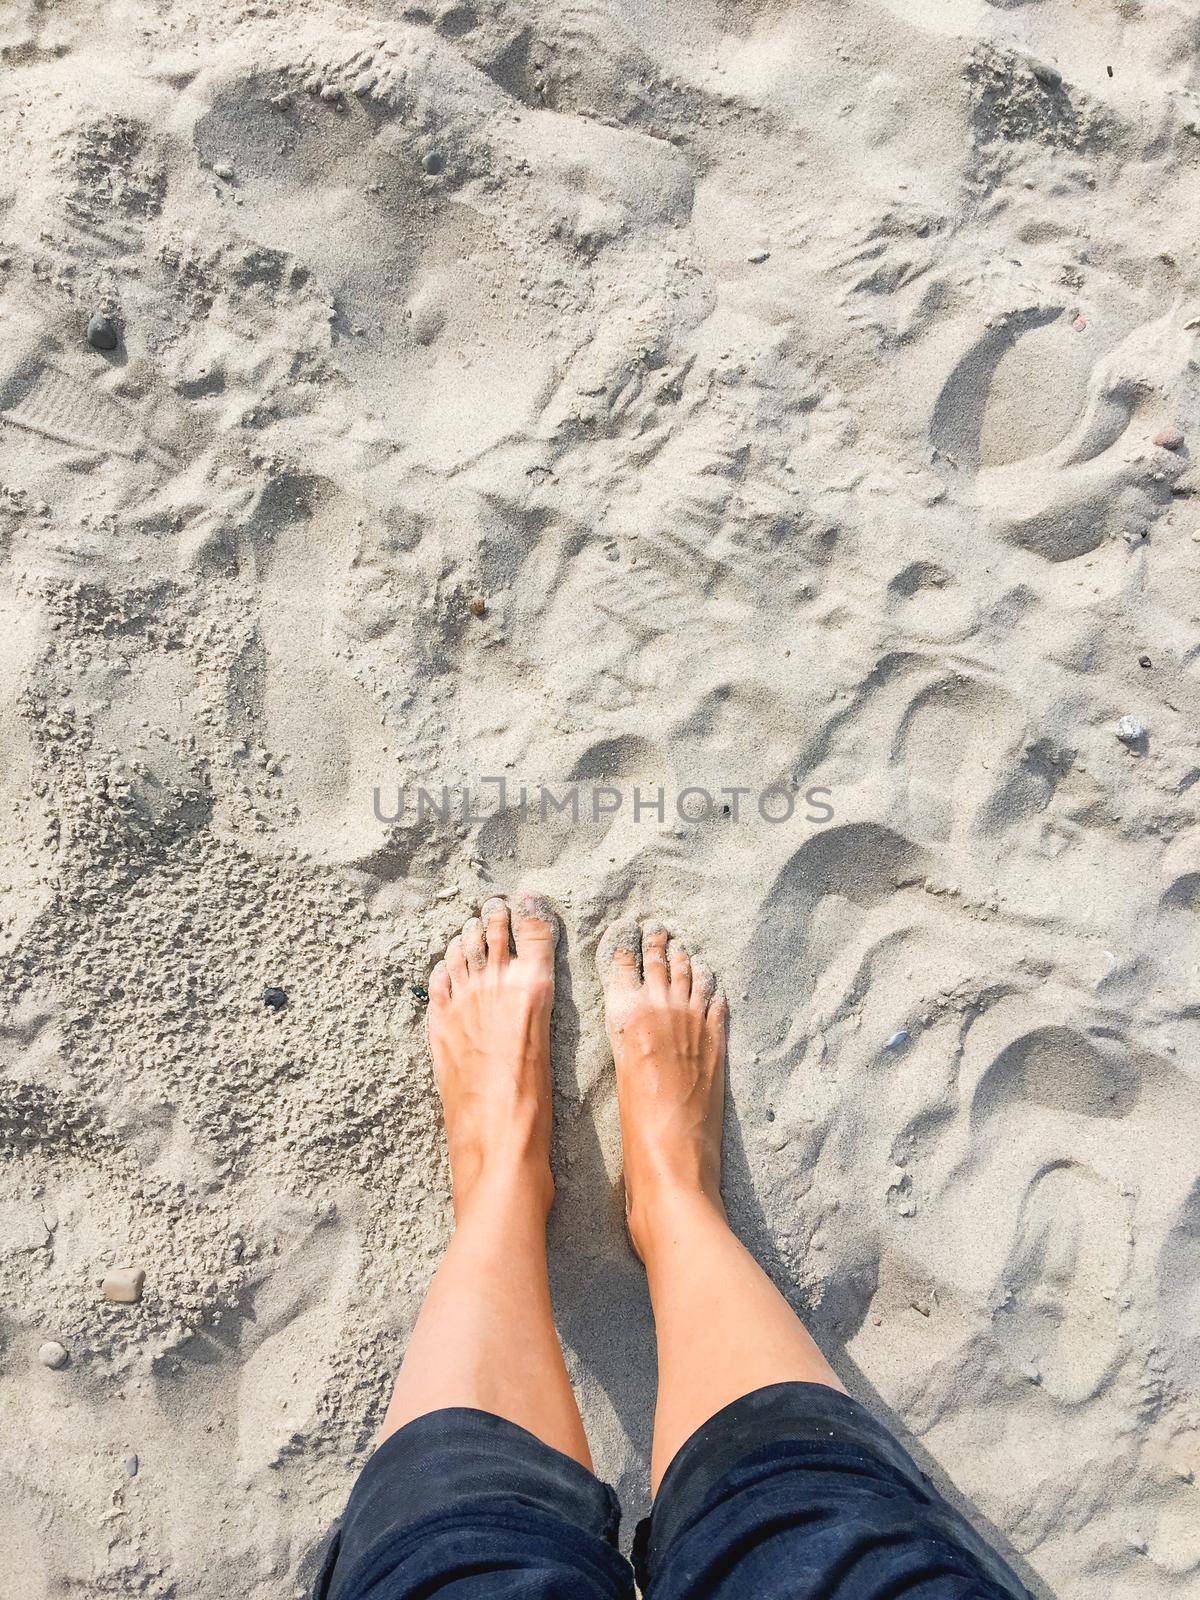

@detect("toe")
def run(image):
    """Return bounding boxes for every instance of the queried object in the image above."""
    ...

[462,917,486,972]
[513,891,560,972]
[429,959,451,1005]
[667,937,692,1000]
[690,961,716,1011]
[481,896,511,968]
[706,989,729,1034]
[445,934,469,985]
[641,920,670,994]
[597,917,642,991]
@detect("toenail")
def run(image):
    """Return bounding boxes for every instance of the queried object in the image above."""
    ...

[515,892,560,943]
[598,918,642,969]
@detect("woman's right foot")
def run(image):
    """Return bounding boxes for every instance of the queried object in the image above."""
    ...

[427,893,559,1220]
[597,918,728,1258]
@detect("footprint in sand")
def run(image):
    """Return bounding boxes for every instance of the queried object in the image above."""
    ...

[932,307,1195,561]
[1157,1179,1200,1397]
[231,1200,361,1480]
[744,821,931,1051]
[224,481,391,865]
[884,559,978,646]
[476,732,669,873]
[995,1159,1129,1404]
[1161,872,1200,914]
[891,673,1027,846]
[193,51,556,474]
[971,1024,1139,1124]
[0,295,178,512]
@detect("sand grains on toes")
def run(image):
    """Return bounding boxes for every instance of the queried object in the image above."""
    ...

[597,915,726,1040]
[428,891,561,1008]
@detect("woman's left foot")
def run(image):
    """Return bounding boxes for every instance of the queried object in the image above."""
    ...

[426,893,559,1217]
[597,917,728,1260]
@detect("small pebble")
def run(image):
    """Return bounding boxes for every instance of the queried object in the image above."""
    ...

[884,1029,910,1051]
[213,162,234,181]
[422,151,445,175]
[102,1267,145,1305]
[410,984,429,1003]
[746,250,770,264]
[1115,716,1146,746]
[38,1340,68,1369]
[1032,62,1063,91]
[262,986,288,1011]
[1072,315,1087,333]
[898,1200,916,1218]
[468,596,487,618]
[1153,426,1184,451]
[86,314,119,352]
[1138,655,1152,669]
[126,1454,139,1477]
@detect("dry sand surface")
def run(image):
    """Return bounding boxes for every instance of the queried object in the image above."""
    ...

[2,0,1199,1595]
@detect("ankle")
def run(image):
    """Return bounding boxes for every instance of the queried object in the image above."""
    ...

[627,1176,725,1262]
[452,1150,555,1225]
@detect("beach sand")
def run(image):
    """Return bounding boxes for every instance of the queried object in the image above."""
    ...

[1,2,1199,1595]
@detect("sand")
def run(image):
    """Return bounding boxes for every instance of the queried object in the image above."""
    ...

[1,1,1199,1595]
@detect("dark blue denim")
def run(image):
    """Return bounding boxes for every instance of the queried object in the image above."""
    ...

[315,1383,1032,1599]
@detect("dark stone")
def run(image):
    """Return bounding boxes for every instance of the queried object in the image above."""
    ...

[1139,655,1152,668]
[262,986,288,1011]
[86,314,119,352]
[422,151,445,175]
[410,984,429,1004]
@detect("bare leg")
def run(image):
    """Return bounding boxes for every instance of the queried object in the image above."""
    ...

[381,894,592,1470]
[599,918,846,1492]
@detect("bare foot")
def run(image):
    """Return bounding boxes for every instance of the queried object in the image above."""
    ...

[427,893,559,1218]
[597,918,728,1258]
